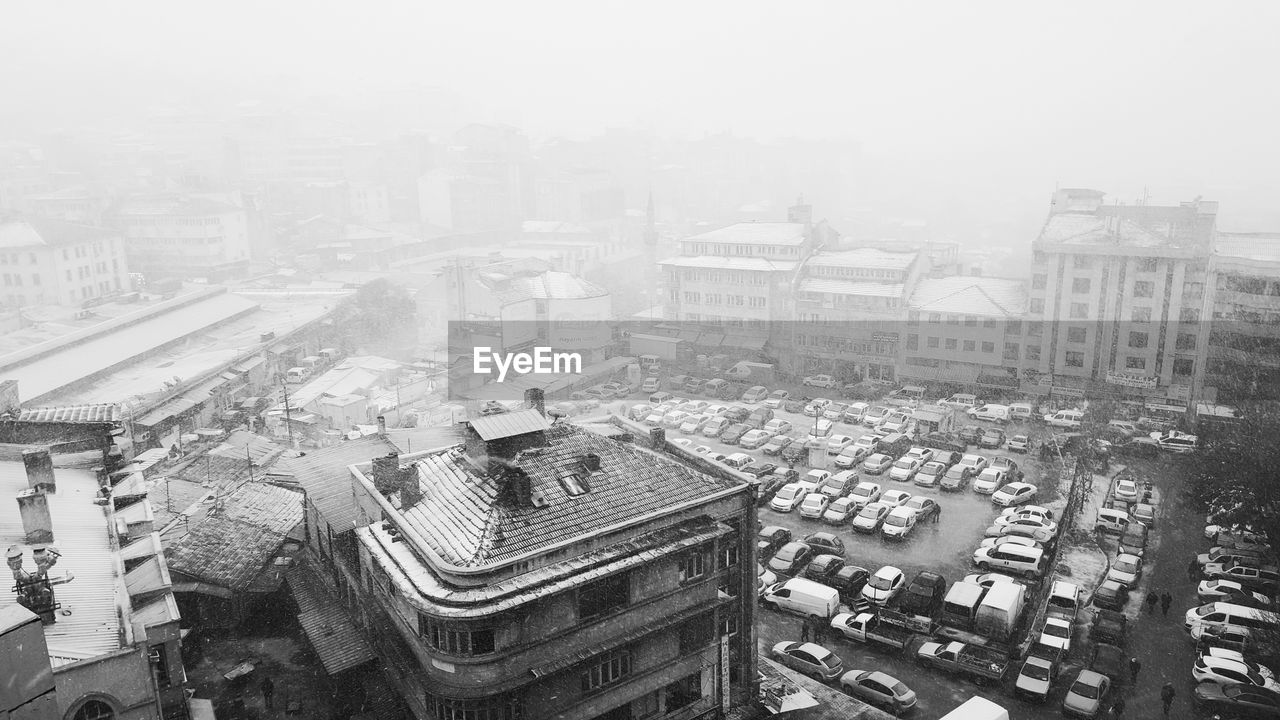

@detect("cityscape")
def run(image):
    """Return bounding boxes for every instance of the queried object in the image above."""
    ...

[2,3,1279,720]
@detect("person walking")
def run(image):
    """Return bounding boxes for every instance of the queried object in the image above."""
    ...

[1188,558,1200,581]
[800,619,810,642]
[1161,682,1176,717]
[1161,591,1173,617]
[1145,591,1159,614]
[1129,657,1141,683]
[813,618,826,644]
[260,676,275,711]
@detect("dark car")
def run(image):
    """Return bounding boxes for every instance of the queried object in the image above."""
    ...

[743,462,780,478]
[979,428,1006,449]
[1091,609,1127,646]
[1114,438,1159,459]
[940,464,975,491]
[803,554,847,583]
[958,425,984,445]
[803,532,845,558]
[826,565,871,602]
[932,450,961,468]
[1090,643,1126,682]
[1193,683,1280,717]
[766,541,813,575]
[1093,580,1130,611]
[1118,523,1149,557]
[756,474,792,507]
[757,526,791,558]
[903,496,941,522]
[923,432,967,454]
[781,443,808,464]
[899,571,947,617]
[782,399,807,414]
[724,406,751,424]
[719,423,751,445]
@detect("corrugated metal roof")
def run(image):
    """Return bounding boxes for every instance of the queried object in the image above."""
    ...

[0,463,123,661]
[288,565,376,675]
[15,404,121,423]
[686,222,807,246]
[270,436,398,533]
[467,409,550,441]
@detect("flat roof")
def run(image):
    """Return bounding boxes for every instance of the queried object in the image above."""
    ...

[685,222,807,246]
[659,255,799,272]
[807,248,917,270]
[0,463,124,662]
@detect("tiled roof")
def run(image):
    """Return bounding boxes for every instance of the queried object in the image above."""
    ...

[287,565,376,675]
[807,248,917,270]
[467,409,550,441]
[270,436,399,533]
[658,255,800,272]
[798,279,906,298]
[15,404,120,423]
[397,423,743,566]
[686,222,807,246]
[208,430,291,466]
[0,217,120,249]
[910,276,1028,318]
[165,515,288,592]
[169,454,255,488]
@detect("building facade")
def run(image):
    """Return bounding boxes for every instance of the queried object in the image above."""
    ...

[901,276,1028,392]
[0,218,131,309]
[109,194,252,281]
[1203,232,1280,405]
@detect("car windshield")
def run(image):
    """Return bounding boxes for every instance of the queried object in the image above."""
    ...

[1024,663,1051,681]
[853,486,873,498]
[858,506,881,519]
[869,575,894,590]
[1115,558,1139,573]
[775,546,798,561]
[1070,680,1100,699]
[893,460,913,469]
[1044,623,1069,638]
[885,515,906,527]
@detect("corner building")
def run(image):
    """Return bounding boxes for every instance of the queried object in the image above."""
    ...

[348,406,757,720]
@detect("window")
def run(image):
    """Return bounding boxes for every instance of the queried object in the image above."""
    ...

[150,644,171,687]
[680,549,709,582]
[1176,333,1197,350]
[1129,332,1148,348]
[906,334,919,351]
[963,340,976,352]
[423,693,522,720]
[944,338,958,350]
[678,613,715,654]
[1174,358,1195,376]
[1005,320,1022,335]
[1181,307,1201,322]
[418,614,496,655]
[1125,357,1146,370]
[1073,256,1093,269]
[964,315,978,327]
[582,649,632,694]
[1068,303,1088,319]
[946,314,959,325]
[1004,343,1020,361]
[1026,345,1041,361]
[1030,299,1044,314]
[1072,278,1091,294]
[1137,258,1158,272]
[1133,280,1154,298]
[665,673,702,711]
[927,337,939,348]
[579,574,629,619]
[1032,274,1047,290]
[1067,327,1087,343]
[1131,306,1151,322]
[1065,351,1085,367]
[928,313,941,323]
[72,700,116,720]
[981,341,995,353]
[718,542,740,569]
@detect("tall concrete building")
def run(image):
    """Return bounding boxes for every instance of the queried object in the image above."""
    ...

[337,405,757,720]
[1025,188,1215,407]
[0,217,131,309]
[901,276,1028,391]
[109,194,252,281]
[1203,232,1280,404]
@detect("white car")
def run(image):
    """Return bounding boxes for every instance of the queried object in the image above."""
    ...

[964,572,1024,589]
[861,566,907,605]
[888,457,922,483]
[977,535,1044,550]
[880,489,912,509]
[996,513,1059,534]
[643,411,666,426]
[739,429,774,449]
[972,467,1009,494]
[1151,429,1198,453]
[802,470,831,491]
[803,398,833,416]
[1107,553,1143,587]
[762,391,790,409]
[803,374,837,388]
[1039,617,1073,653]
[799,492,832,519]
[1114,478,1141,502]
[848,482,883,509]
[878,412,911,433]
[692,445,712,455]
[833,446,869,469]
[679,400,710,414]
[1001,505,1054,522]
[679,414,711,434]
[1016,655,1055,700]
[991,482,1038,507]
[823,496,860,524]
[826,434,855,454]
[764,418,793,435]
[881,506,918,540]
[862,406,891,427]
[1198,579,1273,607]
[671,438,692,448]
[904,447,935,463]
[1193,655,1280,692]
[958,453,990,473]
[770,483,807,513]
[823,402,849,421]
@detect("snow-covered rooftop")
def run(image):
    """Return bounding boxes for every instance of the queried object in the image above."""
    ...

[910,276,1028,318]
[807,248,918,271]
[659,256,799,272]
[798,279,906,298]
[685,222,807,246]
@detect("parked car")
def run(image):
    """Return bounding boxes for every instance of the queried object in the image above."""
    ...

[863,406,891,427]
[862,453,893,474]
[1092,579,1130,611]
[827,565,872,602]
[1106,553,1144,588]
[958,425,984,444]
[826,434,855,455]
[762,390,791,409]
[851,502,891,534]
[972,467,1010,494]
[823,402,849,421]
[757,526,792,558]
[958,453,990,473]
[771,641,844,681]
[832,446,870,469]
[803,398,834,417]
[769,483,809,513]
[719,423,751,445]
[848,482,883,509]
[940,464,975,491]
[838,670,917,715]
[1002,504,1054,522]
[804,554,847,584]
[739,429,775,449]
[764,418,793,435]
[900,571,947,617]
[1062,669,1111,718]
[879,489,912,509]
[767,542,814,575]
[742,385,770,404]
[1192,681,1280,716]
[881,506,919,541]
[802,374,838,389]
[822,496,860,525]
[888,457,923,483]
[1198,580,1274,609]
[799,492,833,519]
[762,434,795,456]
[803,532,846,557]
[914,461,947,488]
[862,566,907,605]
[904,496,941,522]
[1193,655,1280,692]
[979,427,1006,449]
[1008,434,1031,453]
[992,482,1038,507]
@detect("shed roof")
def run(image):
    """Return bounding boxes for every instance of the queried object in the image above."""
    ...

[15,403,120,423]
[270,436,399,533]
[467,409,550,441]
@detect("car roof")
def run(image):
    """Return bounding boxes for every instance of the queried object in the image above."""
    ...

[1075,669,1107,684]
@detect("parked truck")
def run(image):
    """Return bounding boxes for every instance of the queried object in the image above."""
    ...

[916,640,1010,685]
[829,612,915,652]
[726,361,776,386]
[975,582,1026,643]
[940,581,987,631]
[628,333,690,363]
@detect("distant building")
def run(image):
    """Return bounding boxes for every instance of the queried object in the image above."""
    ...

[902,276,1028,391]
[0,217,131,309]
[331,404,757,720]
[109,194,252,281]
[1203,232,1280,404]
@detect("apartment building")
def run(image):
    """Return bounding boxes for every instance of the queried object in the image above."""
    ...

[1203,232,1280,404]
[0,217,131,308]
[109,194,251,281]
[331,401,756,720]
[785,248,923,382]
[1025,188,1215,407]
[901,276,1028,391]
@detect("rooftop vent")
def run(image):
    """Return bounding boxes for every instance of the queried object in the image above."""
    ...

[557,471,590,497]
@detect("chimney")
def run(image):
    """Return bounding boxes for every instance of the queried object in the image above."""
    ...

[371,452,402,497]
[509,467,533,507]
[23,449,54,494]
[649,428,666,448]
[377,415,387,436]
[16,490,53,544]
[581,453,601,473]
[525,388,546,416]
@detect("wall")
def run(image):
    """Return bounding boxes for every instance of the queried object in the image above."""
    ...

[54,647,159,720]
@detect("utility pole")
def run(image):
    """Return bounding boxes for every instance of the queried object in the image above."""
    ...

[281,377,297,450]
[246,446,254,483]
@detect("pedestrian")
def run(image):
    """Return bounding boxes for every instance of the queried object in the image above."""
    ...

[1161,682,1176,717]
[1129,657,1141,683]
[1161,591,1173,617]
[1188,558,1200,581]
[1111,697,1125,718]
[1145,590,1158,614]
[800,619,810,642]
[813,618,826,644]
[934,506,941,524]
[260,676,275,710]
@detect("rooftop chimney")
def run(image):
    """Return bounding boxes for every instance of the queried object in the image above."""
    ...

[525,388,546,416]
[377,415,387,437]
[23,449,54,494]
[17,490,53,544]
[371,452,422,508]
[581,453,601,473]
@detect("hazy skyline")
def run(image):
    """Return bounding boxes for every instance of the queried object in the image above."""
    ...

[6,0,1279,226]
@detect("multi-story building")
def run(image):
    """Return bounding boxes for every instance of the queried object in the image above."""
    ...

[109,194,252,281]
[901,277,1028,391]
[0,217,131,309]
[1025,188,1215,408]
[1203,232,1280,404]
[785,248,924,382]
[333,403,757,720]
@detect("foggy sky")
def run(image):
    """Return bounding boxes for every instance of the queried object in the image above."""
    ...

[6,0,1279,225]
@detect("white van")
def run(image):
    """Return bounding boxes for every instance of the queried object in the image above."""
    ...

[1009,403,1036,421]
[761,578,841,619]
[1185,602,1280,635]
[941,394,980,411]
[1044,409,1084,428]
[968,404,1011,423]
[319,347,339,362]
[1095,508,1132,535]
[972,543,1046,579]
[649,391,674,405]
[285,366,311,383]
[723,453,752,469]
[642,377,661,393]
